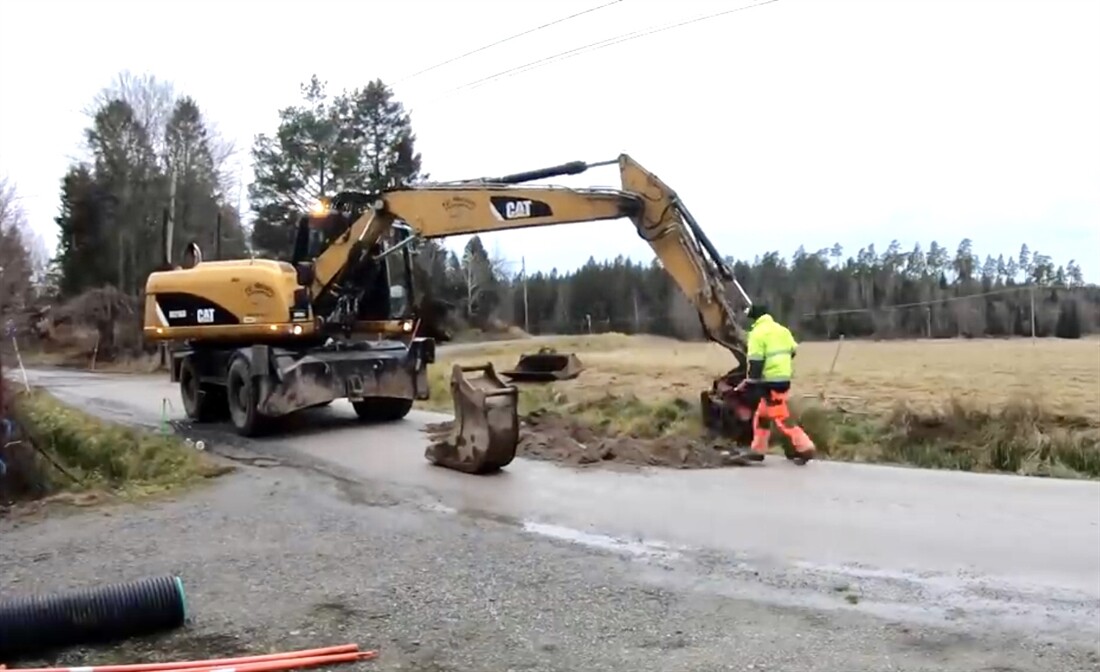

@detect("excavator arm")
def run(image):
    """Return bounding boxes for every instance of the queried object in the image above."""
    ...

[301,154,755,474]
[310,154,753,369]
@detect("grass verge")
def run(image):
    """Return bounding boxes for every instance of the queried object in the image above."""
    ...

[420,361,1100,478]
[2,386,230,506]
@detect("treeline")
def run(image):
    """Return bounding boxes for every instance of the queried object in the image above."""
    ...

[417,239,1096,340]
[0,177,47,320]
[11,69,1097,354]
[49,72,248,300]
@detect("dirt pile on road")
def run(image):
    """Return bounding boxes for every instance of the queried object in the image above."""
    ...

[426,409,736,470]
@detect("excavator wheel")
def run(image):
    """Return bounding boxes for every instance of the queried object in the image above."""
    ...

[225,354,271,437]
[178,356,228,423]
[425,363,519,474]
[500,347,584,382]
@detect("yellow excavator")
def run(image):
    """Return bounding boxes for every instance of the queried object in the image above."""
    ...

[142,154,755,473]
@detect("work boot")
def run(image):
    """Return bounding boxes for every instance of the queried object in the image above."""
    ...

[782,428,816,466]
[737,446,766,462]
[784,446,816,465]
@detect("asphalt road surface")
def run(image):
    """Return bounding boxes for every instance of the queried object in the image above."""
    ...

[14,366,1100,667]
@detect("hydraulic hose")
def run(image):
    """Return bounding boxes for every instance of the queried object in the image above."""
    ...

[0,575,188,661]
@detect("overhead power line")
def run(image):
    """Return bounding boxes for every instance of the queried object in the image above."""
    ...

[393,0,626,86]
[432,0,782,101]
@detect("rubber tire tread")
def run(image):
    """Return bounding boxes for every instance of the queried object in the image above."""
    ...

[179,357,226,423]
[226,355,268,437]
[0,575,186,661]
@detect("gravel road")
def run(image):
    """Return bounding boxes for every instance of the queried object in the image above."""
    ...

[3,459,1099,672]
[4,366,1100,671]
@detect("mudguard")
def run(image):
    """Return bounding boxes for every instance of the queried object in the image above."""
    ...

[425,363,520,474]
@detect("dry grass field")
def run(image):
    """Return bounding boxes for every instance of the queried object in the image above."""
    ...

[425,333,1100,421]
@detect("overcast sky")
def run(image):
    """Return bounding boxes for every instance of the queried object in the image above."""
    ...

[1,0,1097,281]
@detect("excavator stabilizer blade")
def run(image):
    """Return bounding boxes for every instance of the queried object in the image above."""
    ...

[425,363,519,474]
[500,347,584,382]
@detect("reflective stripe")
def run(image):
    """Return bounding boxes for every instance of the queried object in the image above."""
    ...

[762,348,792,358]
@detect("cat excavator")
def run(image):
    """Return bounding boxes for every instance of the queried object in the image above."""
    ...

[142,154,756,474]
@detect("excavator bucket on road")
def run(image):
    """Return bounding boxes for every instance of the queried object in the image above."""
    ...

[500,347,584,382]
[424,363,520,474]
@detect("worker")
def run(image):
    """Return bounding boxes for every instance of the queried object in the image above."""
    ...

[734,304,816,465]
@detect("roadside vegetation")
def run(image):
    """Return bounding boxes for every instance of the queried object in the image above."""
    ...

[0,380,229,509]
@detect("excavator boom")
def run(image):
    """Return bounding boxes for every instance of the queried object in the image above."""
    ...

[317,154,752,366]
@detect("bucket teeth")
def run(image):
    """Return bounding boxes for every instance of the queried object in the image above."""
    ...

[425,363,519,474]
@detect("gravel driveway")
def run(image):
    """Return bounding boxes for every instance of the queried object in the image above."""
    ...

[3,456,1098,672]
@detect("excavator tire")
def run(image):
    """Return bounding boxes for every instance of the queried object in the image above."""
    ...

[425,363,519,474]
[225,354,271,437]
[499,347,584,382]
[178,356,228,423]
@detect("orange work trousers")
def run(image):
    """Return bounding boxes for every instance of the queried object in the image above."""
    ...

[748,385,815,455]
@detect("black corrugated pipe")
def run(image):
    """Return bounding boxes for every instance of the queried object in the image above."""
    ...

[0,575,188,661]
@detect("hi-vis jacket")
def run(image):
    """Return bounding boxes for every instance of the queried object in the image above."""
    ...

[746,313,798,382]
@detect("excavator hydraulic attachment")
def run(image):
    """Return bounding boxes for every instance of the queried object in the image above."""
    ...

[424,363,520,474]
[700,368,756,446]
[500,347,584,382]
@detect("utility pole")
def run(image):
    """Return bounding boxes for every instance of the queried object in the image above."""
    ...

[166,168,177,265]
[632,290,640,333]
[1029,282,1037,341]
[215,212,222,260]
[521,256,529,333]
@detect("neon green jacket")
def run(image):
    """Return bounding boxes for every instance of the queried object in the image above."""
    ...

[747,313,798,382]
